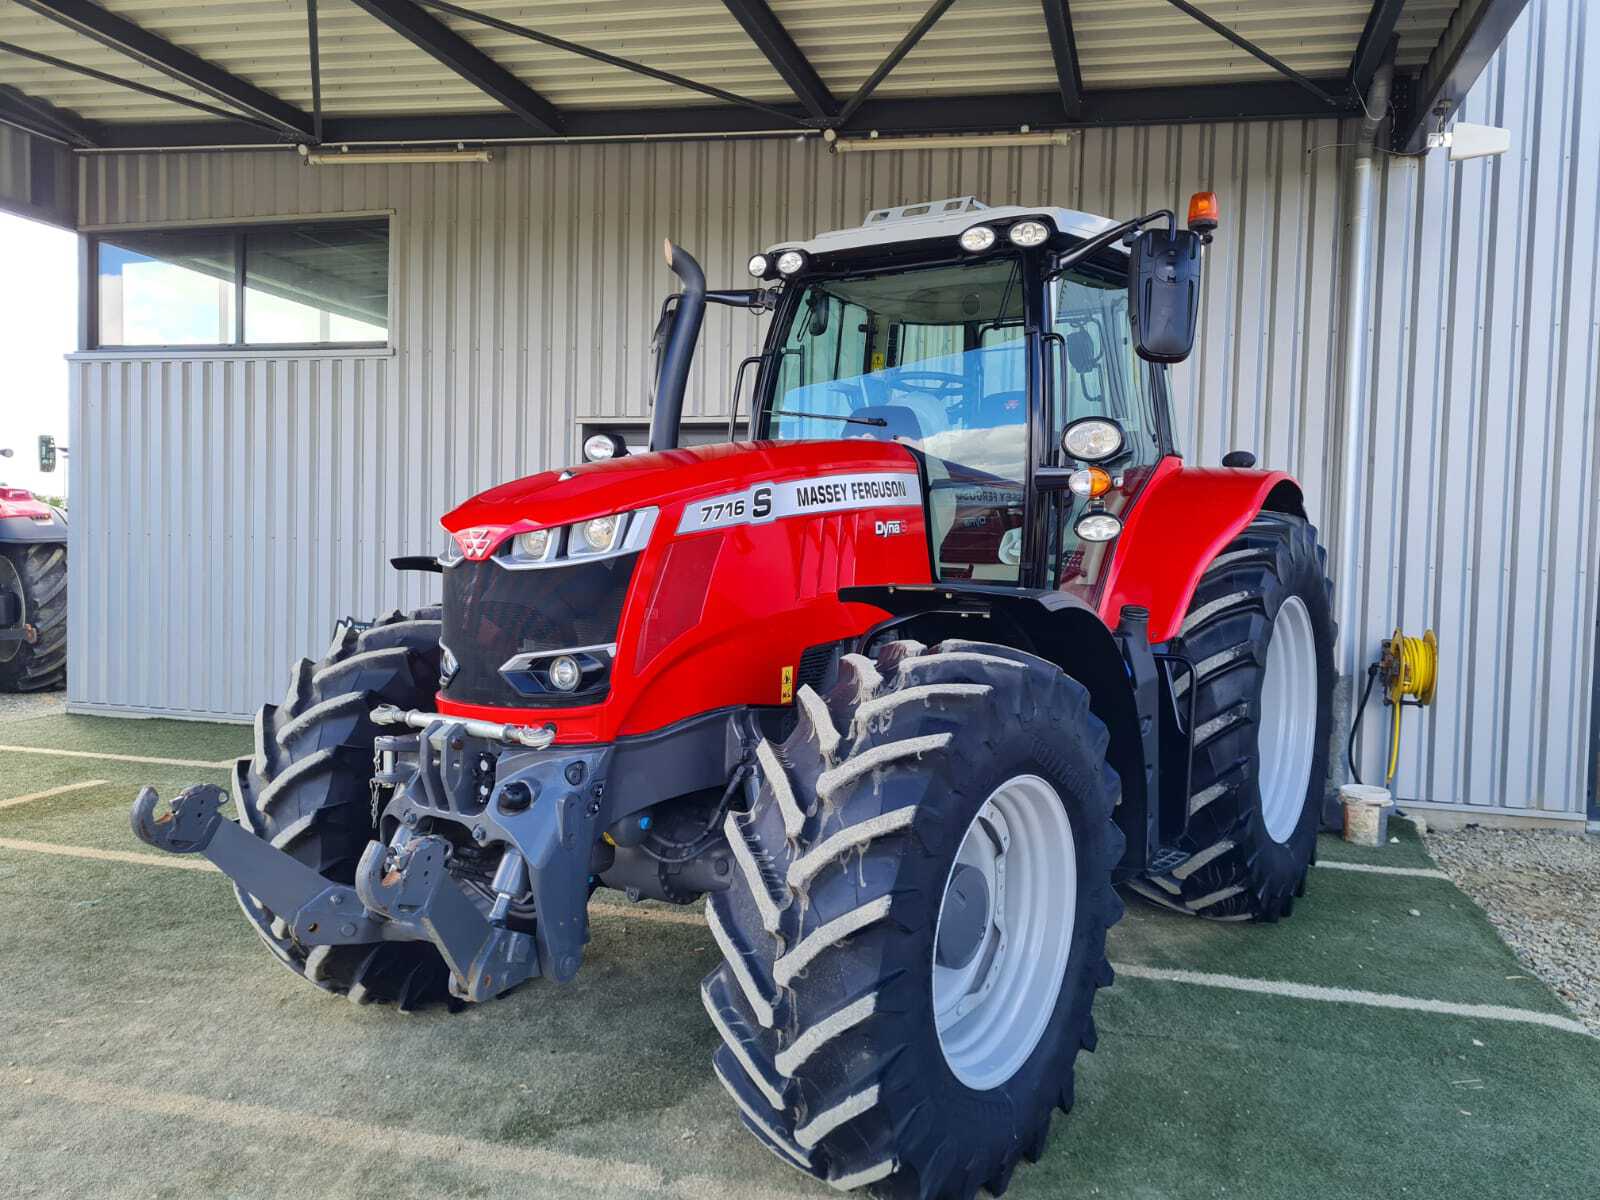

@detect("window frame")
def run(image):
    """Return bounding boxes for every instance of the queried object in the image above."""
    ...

[86,212,393,353]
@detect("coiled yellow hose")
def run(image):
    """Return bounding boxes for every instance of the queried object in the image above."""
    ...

[1382,629,1438,784]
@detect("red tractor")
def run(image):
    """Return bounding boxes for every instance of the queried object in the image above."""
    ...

[136,192,1334,1198]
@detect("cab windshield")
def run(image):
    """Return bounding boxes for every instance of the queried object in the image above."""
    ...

[764,257,1030,581]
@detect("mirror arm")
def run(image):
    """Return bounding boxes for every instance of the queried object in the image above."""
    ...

[1054,208,1174,274]
[705,288,776,311]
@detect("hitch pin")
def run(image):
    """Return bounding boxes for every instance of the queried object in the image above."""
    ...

[371,704,556,749]
[487,848,529,928]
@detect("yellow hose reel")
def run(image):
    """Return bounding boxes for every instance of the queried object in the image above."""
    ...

[1378,628,1438,785]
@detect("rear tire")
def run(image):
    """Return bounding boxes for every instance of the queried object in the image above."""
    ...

[231,610,451,1009]
[0,543,66,693]
[1130,513,1334,921]
[702,639,1123,1197]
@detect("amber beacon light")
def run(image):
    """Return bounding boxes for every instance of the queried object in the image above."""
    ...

[1187,191,1220,234]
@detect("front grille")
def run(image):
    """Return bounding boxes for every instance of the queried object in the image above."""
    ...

[441,552,639,707]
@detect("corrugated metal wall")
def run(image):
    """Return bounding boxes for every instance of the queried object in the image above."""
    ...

[68,0,1598,819]
[0,124,73,228]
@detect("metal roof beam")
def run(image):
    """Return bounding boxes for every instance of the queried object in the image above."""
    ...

[1349,0,1407,99]
[307,0,324,144]
[1158,0,1344,108]
[412,0,807,128]
[0,37,285,132]
[349,0,563,135]
[84,80,1361,150]
[1392,0,1533,152]
[0,84,101,147]
[836,0,956,127]
[13,0,313,139]
[720,0,837,122]
[1040,2,1084,120]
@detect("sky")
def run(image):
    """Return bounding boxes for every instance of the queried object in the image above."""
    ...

[0,211,76,497]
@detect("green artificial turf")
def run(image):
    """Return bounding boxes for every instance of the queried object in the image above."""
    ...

[0,712,250,762]
[1,732,1596,1200]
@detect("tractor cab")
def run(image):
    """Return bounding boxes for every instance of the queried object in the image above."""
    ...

[746,199,1174,602]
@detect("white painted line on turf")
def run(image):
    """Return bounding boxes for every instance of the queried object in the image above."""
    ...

[0,1067,818,1200]
[0,743,238,769]
[0,778,108,810]
[0,836,218,872]
[1111,962,1592,1036]
[1315,860,1450,880]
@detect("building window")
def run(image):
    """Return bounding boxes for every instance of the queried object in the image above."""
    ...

[92,217,389,349]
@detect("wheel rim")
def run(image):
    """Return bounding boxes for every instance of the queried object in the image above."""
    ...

[932,773,1077,1091]
[1257,594,1318,843]
[0,556,23,665]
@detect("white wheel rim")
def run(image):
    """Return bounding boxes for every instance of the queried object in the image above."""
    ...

[1257,594,1318,843]
[932,774,1077,1091]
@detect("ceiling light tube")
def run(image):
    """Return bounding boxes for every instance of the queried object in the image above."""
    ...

[300,148,494,166]
[827,130,1072,154]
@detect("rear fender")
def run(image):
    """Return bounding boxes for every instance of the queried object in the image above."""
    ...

[842,583,1148,875]
[1098,461,1305,642]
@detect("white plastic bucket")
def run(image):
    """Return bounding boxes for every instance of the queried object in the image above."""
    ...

[1340,784,1393,846]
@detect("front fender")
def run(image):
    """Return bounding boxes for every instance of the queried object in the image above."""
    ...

[1098,459,1304,642]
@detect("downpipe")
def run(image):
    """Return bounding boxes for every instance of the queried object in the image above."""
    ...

[1332,41,1396,794]
[649,240,707,452]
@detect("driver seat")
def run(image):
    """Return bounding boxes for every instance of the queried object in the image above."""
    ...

[850,404,925,445]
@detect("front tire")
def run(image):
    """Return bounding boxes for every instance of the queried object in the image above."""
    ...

[0,543,66,693]
[703,639,1123,1197]
[1131,512,1335,921]
[231,610,451,1009]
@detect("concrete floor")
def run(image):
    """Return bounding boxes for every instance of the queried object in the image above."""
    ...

[1,712,1596,1200]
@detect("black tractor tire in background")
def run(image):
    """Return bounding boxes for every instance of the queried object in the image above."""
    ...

[0,543,67,692]
[702,638,1124,1197]
[231,609,451,1010]
[1130,512,1335,921]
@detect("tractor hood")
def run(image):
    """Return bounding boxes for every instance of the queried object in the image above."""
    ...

[441,439,920,556]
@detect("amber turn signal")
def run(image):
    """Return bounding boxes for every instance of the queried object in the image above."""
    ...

[1067,466,1113,498]
[1187,190,1220,234]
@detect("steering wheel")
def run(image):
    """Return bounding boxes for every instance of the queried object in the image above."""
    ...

[889,370,966,400]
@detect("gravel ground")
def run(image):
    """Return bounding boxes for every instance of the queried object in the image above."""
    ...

[0,689,66,724]
[1425,825,1600,1035]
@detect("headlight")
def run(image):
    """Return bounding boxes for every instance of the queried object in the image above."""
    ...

[547,654,582,692]
[583,432,626,462]
[776,249,807,276]
[747,253,769,277]
[577,514,622,553]
[1062,417,1125,463]
[1075,511,1122,543]
[513,528,556,561]
[1007,219,1051,248]
[959,224,996,252]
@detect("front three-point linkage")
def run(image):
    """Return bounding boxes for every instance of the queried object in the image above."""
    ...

[131,785,539,1002]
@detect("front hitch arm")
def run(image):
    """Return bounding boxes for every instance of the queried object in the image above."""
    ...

[356,835,540,1002]
[131,785,541,1002]
[132,785,385,946]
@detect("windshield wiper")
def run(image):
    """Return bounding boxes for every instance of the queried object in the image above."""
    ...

[773,408,887,428]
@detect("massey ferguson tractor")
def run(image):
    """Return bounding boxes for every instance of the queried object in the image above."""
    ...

[134,192,1335,1199]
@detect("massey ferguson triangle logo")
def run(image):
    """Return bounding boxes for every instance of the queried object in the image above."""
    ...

[453,526,504,560]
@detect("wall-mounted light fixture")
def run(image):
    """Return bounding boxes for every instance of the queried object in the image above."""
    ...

[823,128,1072,154]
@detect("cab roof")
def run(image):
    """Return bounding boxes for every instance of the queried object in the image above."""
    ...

[772,196,1124,258]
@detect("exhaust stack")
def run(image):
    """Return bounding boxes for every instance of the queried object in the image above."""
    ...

[650,240,706,452]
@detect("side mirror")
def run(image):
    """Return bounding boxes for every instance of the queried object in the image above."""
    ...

[1128,228,1203,363]
[38,435,57,474]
